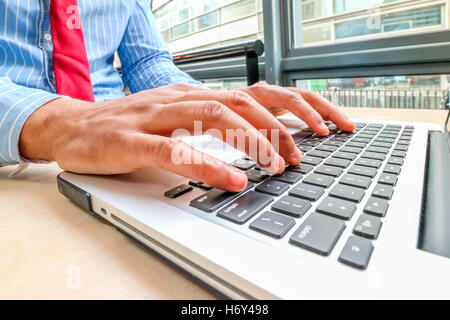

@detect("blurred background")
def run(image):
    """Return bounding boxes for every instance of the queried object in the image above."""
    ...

[144,0,450,109]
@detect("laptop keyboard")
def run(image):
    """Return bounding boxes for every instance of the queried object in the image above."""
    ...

[165,122,414,270]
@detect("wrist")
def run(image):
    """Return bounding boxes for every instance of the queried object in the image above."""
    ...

[19,97,93,161]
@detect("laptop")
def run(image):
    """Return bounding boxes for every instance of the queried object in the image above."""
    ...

[57,98,450,299]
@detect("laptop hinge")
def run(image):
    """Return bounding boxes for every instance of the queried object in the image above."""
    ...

[417,128,450,259]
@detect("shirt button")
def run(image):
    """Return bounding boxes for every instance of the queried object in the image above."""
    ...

[44,33,52,41]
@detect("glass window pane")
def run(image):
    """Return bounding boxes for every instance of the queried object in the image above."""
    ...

[153,0,263,55]
[303,25,331,44]
[302,0,331,21]
[192,11,219,32]
[296,75,449,109]
[293,0,447,48]
[335,5,442,40]
[221,0,257,23]
[170,21,191,39]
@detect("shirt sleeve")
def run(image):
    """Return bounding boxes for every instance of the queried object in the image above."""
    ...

[0,76,61,170]
[117,0,205,93]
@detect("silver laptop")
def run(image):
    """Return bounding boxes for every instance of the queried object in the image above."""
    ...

[57,107,450,299]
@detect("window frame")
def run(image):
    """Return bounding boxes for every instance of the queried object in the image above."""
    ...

[263,0,450,86]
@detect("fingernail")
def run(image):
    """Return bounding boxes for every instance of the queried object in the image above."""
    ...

[230,169,247,188]
[290,149,302,164]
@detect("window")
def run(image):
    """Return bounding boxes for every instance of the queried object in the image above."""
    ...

[296,75,449,109]
[220,0,257,23]
[293,0,446,47]
[192,11,219,32]
[152,0,263,55]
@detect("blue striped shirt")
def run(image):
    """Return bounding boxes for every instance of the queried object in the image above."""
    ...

[0,0,200,168]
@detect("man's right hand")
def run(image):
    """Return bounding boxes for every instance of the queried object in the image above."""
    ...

[19,83,301,192]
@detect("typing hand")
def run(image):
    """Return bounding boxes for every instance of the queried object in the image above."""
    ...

[240,81,356,136]
[19,83,353,192]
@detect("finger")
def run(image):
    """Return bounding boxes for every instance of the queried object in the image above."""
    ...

[287,88,356,132]
[243,83,330,136]
[165,89,301,166]
[143,101,286,174]
[130,134,249,192]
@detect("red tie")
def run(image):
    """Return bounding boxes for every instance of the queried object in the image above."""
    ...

[50,0,95,102]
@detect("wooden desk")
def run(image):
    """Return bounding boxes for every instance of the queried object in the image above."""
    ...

[0,108,447,299]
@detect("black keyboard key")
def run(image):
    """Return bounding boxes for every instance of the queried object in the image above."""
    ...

[366,146,389,154]
[323,140,344,147]
[314,165,343,177]
[231,158,256,171]
[272,196,312,218]
[391,150,407,158]
[316,145,338,152]
[164,184,193,199]
[316,197,356,220]
[378,173,398,186]
[198,183,213,190]
[249,211,295,239]
[384,164,402,175]
[301,155,323,166]
[388,157,404,166]
[286,164,313,174]
[370,141,392,148]
[333,151,357,161]
[292,131,314,143]
[332,136,350,142]
[338,236,374,270]
[289,183,324,201]
[324,158,351,168]
[290,213,346,256]
[255,179,289,196]
[189,180,203,187]
[340,174,372,189]
[374,137,395,144]
[351,137,371,144]
[272,171,303,184]
[364,197,389,217]
[329,184,365,203]
[346,141,367,148]
[300,140,320,147]
[348,165,377,178]
[355,158,382,169]
[246,168,270,183]
[396,140,410,146]
[340,146,362,154]
[303,173,335,188]
[353,214,382,239]
[361,151,386,161]
[308,150,331,159]
[394,145,408,152]
[372,184,394,200]
[190,183,254,212]
[378,133,398,139]
[298,145,313,153]
[189,180,213,190]
[217,191,273,224]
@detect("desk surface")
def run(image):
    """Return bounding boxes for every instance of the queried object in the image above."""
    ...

[1,107,447,300]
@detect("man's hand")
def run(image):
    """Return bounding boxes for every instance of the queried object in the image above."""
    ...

[19,83,354,192]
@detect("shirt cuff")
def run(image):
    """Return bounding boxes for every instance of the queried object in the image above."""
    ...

[0,80,62,172]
